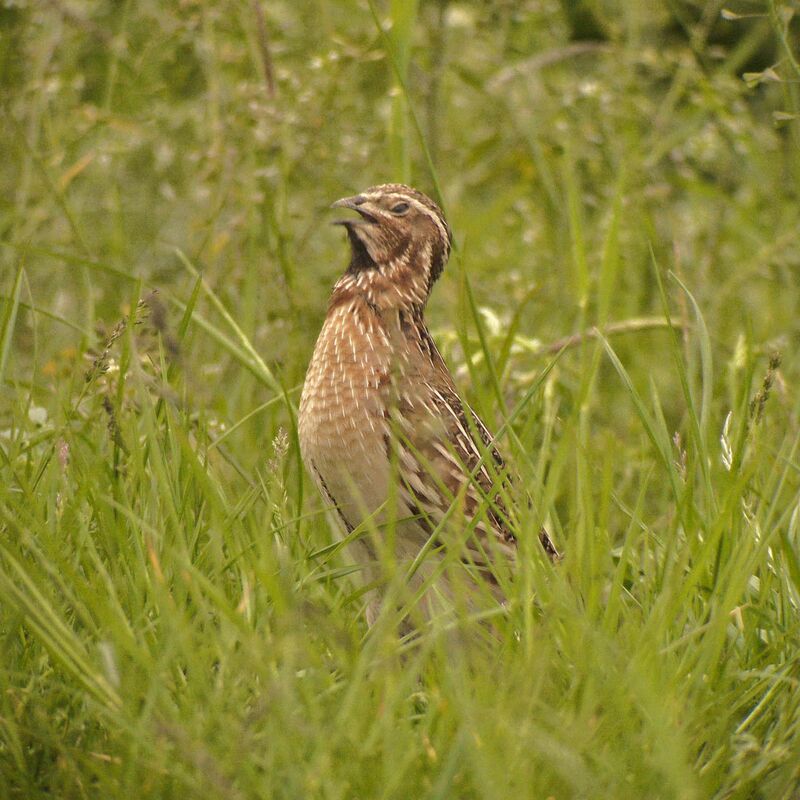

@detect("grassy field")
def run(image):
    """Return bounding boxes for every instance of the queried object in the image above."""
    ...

[2,1,800,797]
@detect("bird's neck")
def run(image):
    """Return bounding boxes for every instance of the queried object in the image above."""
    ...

[332,243,433,315]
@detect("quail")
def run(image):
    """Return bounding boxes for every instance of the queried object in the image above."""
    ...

[298,184,557,627]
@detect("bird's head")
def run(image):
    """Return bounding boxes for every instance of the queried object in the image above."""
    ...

[332,184,452,308]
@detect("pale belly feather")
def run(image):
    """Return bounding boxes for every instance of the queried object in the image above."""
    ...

[298,299,462,626]
[299,301,396,533]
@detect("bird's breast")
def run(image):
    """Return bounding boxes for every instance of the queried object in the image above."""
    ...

[298,301,397,520]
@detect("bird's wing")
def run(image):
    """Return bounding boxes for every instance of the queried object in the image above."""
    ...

[394,323,559,566]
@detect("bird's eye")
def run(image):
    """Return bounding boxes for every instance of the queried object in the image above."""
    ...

[391,202,410,215]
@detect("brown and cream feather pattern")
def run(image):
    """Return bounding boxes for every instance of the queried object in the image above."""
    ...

[298,184,556,625]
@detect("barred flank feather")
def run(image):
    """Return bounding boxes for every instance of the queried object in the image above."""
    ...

[298,184,557,627]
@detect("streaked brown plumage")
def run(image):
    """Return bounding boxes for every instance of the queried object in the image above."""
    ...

[298,184,556,627]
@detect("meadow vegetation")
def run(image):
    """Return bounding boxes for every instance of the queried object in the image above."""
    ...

[1,1,800,797]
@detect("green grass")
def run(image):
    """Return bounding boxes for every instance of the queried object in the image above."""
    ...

[2,1,800,797]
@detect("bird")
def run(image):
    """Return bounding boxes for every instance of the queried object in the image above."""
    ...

[298,183,557,628]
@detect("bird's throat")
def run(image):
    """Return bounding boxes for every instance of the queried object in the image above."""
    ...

[345,226,378,273]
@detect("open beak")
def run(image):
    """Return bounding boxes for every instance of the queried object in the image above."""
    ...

[330,195,377,226]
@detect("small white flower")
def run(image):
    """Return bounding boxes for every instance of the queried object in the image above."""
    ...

[28,406,48,426]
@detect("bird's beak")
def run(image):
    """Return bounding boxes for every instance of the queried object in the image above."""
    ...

[330,195,377,226]
[330,195,361,211]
